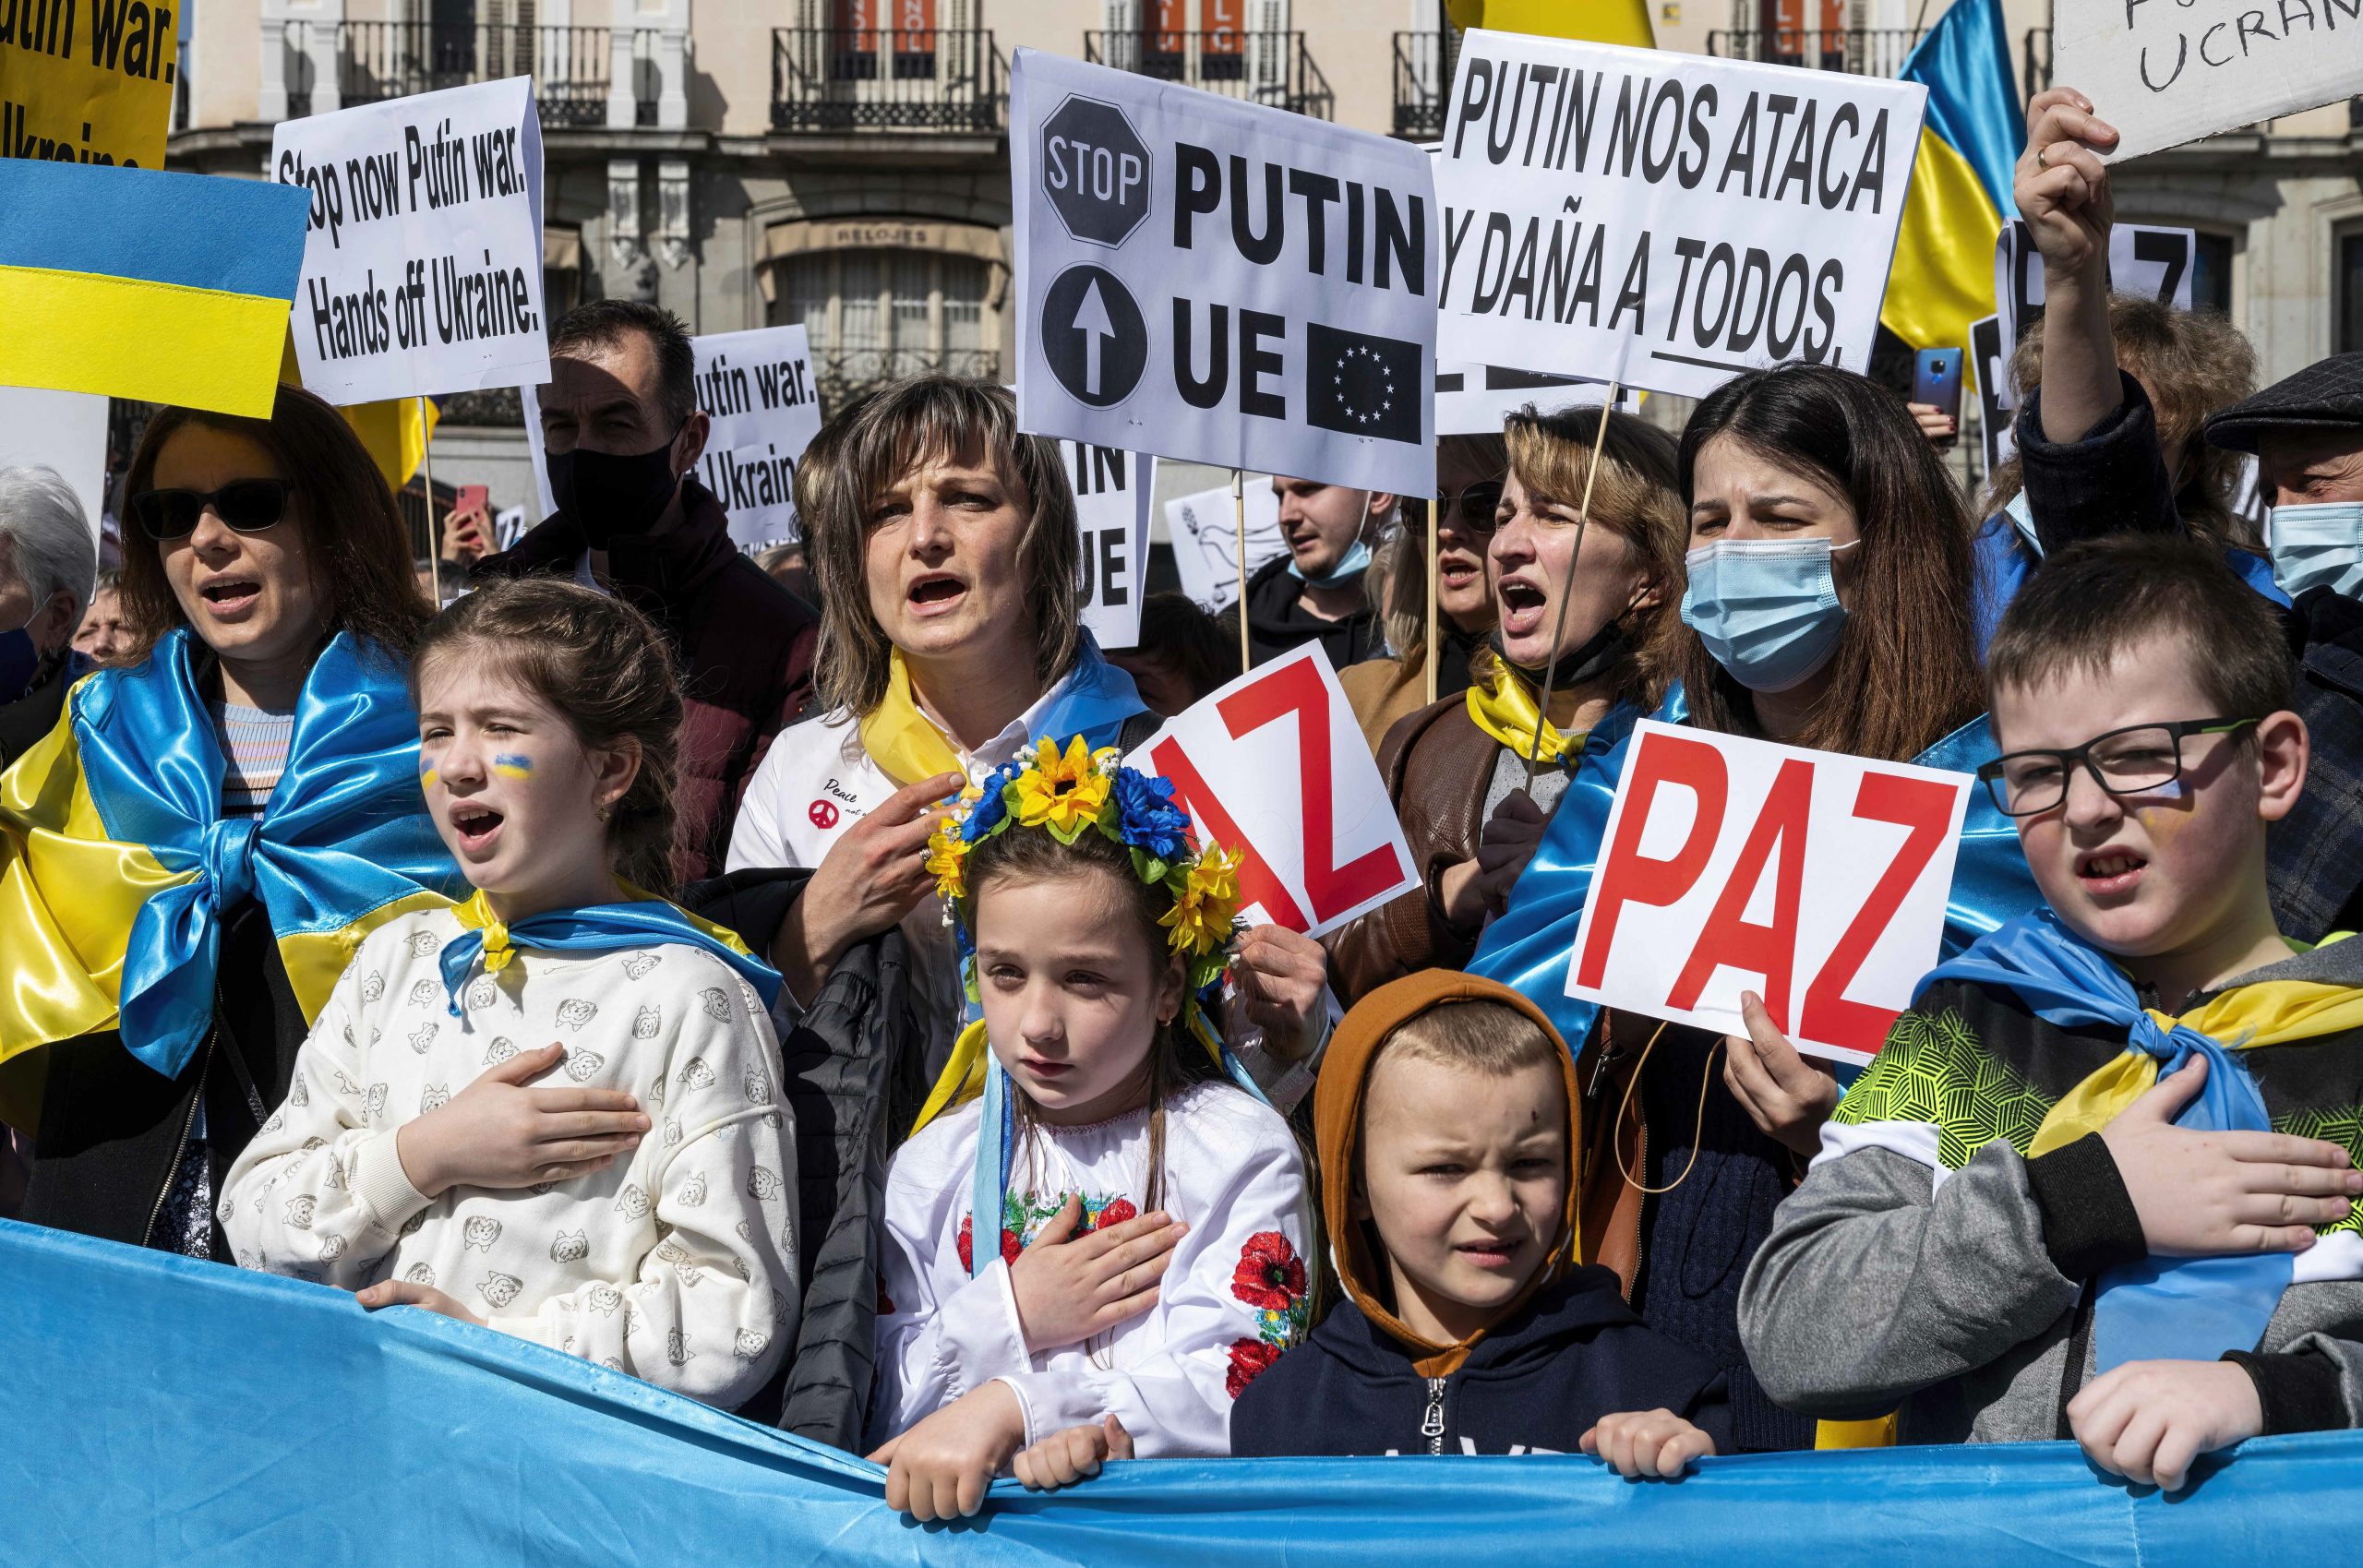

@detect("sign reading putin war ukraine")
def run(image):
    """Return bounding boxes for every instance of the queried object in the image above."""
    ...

[1012,48,1438,498]
[1435,31,1925,400]
[271,77,549,406]
[0,0,178,169]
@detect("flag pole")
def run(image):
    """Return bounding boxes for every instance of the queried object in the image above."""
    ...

[420,395,440,608]
[1423,490,1440,707]
[1524,383,1620,795]
[1233,468,1250,675]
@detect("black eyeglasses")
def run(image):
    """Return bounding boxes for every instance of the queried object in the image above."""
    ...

[129,479,291,542]
[1976,717,2260,817]
[1441,478,1505,533]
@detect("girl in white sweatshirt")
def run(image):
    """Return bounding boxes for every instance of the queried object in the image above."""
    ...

[220,580,796,1409]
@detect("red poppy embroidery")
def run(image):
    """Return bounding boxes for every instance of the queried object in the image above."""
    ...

[956,1215,974,1273]
[1000,1227,1023,1264]
[1226,1336,1282,1398]
[1097,1199,1139,1230]
[1230,1230,1306,1311]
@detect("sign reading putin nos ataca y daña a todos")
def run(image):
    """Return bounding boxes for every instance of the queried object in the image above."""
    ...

[1012,48,1437,498]
[271,78,549,406]
[1435,31,1925,401]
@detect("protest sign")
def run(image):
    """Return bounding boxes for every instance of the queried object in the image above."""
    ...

[0,0,177,168]
[523,325,822,552]
[1066,439,1152,650]
[1565,721,1973,1066]
[1434,362,1623,434]
[1971,313,2016,474]
[1130,644,1418,938]
[1435,30,1925,401]
[1165,477,1283,614]
[1012,48,1438,497]
[2057,0,2363,162]
[271,78,548,406]
[0,388,106,539]
[1993,220,2195,353]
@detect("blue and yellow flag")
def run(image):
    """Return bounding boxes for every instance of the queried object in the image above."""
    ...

[0,159,308,417]
[1880,0,2022,354]
[0,631,462,1095]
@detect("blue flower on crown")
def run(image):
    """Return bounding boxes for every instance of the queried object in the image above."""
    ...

[1112,768,1191,862]
[961,759,1025,844]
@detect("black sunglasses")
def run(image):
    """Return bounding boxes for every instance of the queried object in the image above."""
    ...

[129,479,291,542]
[1442,478,1505,533]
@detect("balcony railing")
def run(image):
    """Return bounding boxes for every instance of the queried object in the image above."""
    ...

[1082,30,1333,120]
[285,22,646,126]
[770,28,1003,134]
[1705,27,1925,78]
[1391,29,1459,141]
[810,346,1000,413]
[2024,27,2052,100]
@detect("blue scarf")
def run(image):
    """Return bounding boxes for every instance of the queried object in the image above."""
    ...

[1470,686,2039,1051]
[438,889,783,1019]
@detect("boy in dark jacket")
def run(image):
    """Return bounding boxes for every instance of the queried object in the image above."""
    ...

[1229,971,1729,1469]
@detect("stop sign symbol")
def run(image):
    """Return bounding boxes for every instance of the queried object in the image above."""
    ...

[1042,94,1151,249]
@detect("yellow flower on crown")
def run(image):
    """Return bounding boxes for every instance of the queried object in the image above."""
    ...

[1013,735,1113,842]
[1159,844,1242,959]
[925,811,971,903]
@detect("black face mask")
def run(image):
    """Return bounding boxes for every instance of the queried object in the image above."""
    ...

[547,429,682,548]
[1492,615,1626,690]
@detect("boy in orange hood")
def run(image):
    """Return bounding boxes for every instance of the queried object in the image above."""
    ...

[1229,972,1730,1466]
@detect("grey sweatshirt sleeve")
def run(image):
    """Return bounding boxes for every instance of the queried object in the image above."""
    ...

[1737,1138,2142,1418]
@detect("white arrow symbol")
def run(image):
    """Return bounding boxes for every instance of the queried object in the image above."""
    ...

[1074,277,1116,399]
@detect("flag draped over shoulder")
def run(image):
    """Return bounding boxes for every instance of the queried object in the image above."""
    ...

[0,631,462,1084]
[1879,0,2022,353]
[6,1215,2363,1565]
[1444,0,1652,48]
[0,160,308,417]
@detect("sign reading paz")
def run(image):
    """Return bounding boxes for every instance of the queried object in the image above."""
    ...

[1012,48,1438,497]
[1129,644,1419,940]
[2057,0,2363,162]
[1436,30,1925,400]
[1066,439,1152,651]
[271,78,548,406]
[1566,723,1973,1066]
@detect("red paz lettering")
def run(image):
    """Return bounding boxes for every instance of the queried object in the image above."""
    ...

[1146,653,1410,936]
[1574,727,1958,1053]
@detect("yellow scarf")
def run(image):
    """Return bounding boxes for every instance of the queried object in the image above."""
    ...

[858,651,966,789]
[1463,661,1579,766]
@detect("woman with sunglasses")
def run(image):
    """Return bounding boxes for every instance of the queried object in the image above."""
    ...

[1337,432,1506,752]
[0,384,461,1258]
[1327,406,1684,1005]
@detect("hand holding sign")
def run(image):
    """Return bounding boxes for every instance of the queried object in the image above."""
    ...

[1566,723,1973,1068]
[1127,645,1417,940]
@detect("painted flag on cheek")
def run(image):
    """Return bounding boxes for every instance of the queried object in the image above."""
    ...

[1306,321,1421,445]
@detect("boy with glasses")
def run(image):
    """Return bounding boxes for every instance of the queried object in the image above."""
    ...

[1740,534,2363,1489]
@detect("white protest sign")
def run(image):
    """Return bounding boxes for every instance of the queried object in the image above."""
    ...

[1435,362,1623,434]
[1165,478,1284,614]
[0,388,107,544]
[1971,314,2017,474]
[1012,48,1438,497]
[1437,31,1925,400]
[1565,721,1973,1066]
[522,325,824,552]
[2057,0,2363,162]
[1994,220,2196,354]
[272,78,548,406]
[1128,643,1418,938]
[1066,439,1153,651]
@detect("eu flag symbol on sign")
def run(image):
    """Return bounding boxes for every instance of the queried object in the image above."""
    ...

[1307,321,1421,445]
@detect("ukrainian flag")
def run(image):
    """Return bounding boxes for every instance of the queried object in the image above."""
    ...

[0,159,308,418]
[1880,0,2021,354]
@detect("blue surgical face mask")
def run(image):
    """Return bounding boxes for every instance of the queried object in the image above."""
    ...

[2268,501,2363,602]
[0,618,39,703]
[1286,534,1373,590]
[1679,537,1857,693]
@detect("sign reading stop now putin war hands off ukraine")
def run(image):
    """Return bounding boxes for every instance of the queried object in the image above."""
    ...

[1012,47,1439,499]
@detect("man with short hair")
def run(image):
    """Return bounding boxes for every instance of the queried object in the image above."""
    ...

[474,299,819,880]
[1220,476,1394,672]
[0,464,97,768]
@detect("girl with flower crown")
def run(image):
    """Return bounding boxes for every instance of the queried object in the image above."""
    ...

[866,736,1313,1521]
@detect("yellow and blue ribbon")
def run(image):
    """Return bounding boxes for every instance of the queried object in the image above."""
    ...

[0,629,462,1080]
[438,886,781,1017]
[857,633,1148,790]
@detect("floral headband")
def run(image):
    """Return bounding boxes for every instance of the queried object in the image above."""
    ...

[925,736,1243,995]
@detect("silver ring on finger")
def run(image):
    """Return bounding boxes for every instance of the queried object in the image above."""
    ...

[2035,145,2049,171]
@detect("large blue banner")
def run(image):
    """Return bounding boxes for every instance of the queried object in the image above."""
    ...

[6,1216,2361,1564]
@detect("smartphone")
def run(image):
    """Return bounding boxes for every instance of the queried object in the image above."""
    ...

[455,484,489,520]
[1913,348,1963,447]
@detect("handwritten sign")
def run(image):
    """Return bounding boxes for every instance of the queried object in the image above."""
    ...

[1565,722,1973,1065]
[2057,0,2363,162]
